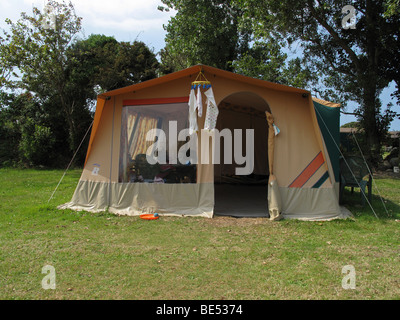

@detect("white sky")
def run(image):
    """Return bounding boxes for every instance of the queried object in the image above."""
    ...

[0,0,174,52]
[0,0,398,129]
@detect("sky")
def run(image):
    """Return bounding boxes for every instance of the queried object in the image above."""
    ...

[0,0,174,52]
[0,0,399,130]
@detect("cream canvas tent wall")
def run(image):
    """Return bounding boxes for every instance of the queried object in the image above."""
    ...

[60,64,349,220]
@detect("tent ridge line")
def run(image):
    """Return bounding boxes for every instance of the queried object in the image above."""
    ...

[98,95,111,100]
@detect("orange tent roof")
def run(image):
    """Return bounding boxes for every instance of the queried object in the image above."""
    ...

[98,64,309,99]
[312,97,341,108]
[86,65,311,165]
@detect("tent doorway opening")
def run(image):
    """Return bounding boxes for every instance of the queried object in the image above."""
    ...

[214,92,271,218]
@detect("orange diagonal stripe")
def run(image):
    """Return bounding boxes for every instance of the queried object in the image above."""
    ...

[289,152,325,188]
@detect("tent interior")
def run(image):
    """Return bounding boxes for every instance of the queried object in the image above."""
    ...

[214,92,271,218]
[118,101,196,184]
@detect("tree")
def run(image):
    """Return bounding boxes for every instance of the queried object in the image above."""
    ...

[69,34,159,92]
[383,0,400,109]
[0,1,160,167]
[231,40,314,89]
[238,0,400,166]
[0,0,87,160]
[385,0,400,16]
[158,0,251,72]
[341,121,360,128]
[0,92,21,166]
[0,91,58,167]
[158,0,313,89]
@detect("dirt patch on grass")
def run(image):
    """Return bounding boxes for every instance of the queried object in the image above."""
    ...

[203,216,271,227]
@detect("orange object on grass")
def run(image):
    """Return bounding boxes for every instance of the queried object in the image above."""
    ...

[140,214,159,220]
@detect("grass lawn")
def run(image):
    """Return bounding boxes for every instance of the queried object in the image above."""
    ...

[0,168,399,300]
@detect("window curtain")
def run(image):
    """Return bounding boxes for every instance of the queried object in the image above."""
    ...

[119,109,160,182]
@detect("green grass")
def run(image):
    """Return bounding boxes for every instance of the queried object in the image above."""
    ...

[0,168,399,300]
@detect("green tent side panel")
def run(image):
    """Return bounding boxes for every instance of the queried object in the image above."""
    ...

[313,101,340,183]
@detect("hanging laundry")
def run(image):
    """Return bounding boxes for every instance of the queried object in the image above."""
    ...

[188,70,215,131]
[203,87,219,130]
[196,85,203,117]
[188,88,198,135]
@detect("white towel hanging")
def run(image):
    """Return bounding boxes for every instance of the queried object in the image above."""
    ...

[188,89,198,135]
[203,87,219,131]
[196,86,203,117]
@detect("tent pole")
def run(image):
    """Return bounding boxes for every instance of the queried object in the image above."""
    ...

[108,97,116,209]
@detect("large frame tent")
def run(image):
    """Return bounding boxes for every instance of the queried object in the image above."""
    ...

[60,65,349,221]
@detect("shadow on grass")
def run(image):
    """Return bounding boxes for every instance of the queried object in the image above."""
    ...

[340,186,400,220]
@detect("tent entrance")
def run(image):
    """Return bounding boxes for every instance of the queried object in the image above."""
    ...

[214,184,268,217]
[214,92,271,218]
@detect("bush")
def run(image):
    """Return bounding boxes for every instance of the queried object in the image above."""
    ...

[19,118,56,167]
[0,104,20,167]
